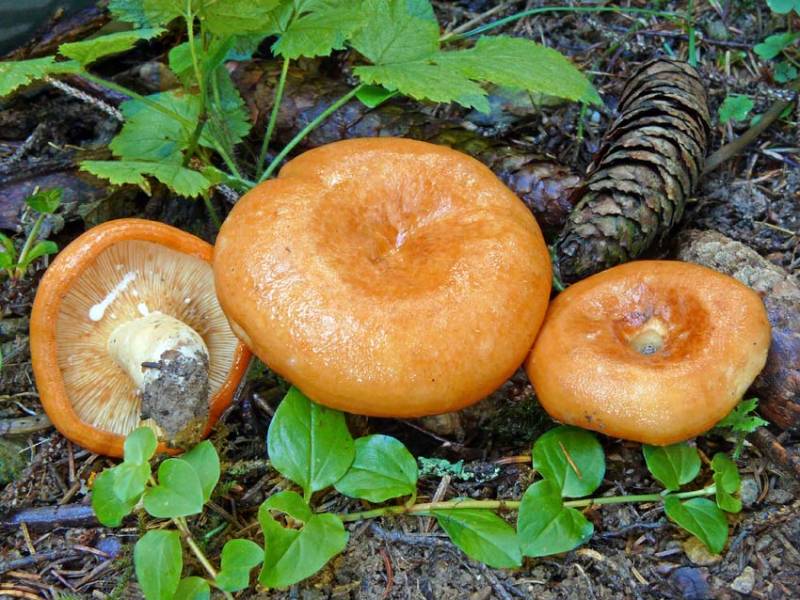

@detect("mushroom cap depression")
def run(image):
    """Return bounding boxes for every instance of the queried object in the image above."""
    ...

[214,137,552,417]
[526,260,771,445]
[30,219,251,457]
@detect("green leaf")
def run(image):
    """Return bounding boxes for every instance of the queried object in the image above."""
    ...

[134,530,183,600]
[91,468,137,527]
[0,234,14,269]
[354,62,490,112]
[202,0,283,35]
[718,94,754,124]
[436,35,601,104]
[25,188,62,214]
[517,480,593,557]
[664,497,728,554]
[203,68,252,152]
[180,441,220,503]
[113,462,150,504]
[123,426,158,465]
[356,84,396,108]
[143,459,204,518]
[716,398,769,434]
[59,29,165,66]
[262,490,313,522]
[767,0,800,14]
[110,92,199,163]
[754,32,800,60]
[350,0,440,64]
[17,241,58,269]
[80,161,212,198]
[775,61,799,83]
[142,0,189,26]
[109,0,156,27]
[258,491,349,588]
[711,453,742,513]
[273,0,362,59]
[267,387,355,498]
[0,57,78,97]
[215,539,264,592]
[643,443,701,491]
[334,435,418,502]
[431,508,521,568]
[532,426,605,498]
[173,577,210,600]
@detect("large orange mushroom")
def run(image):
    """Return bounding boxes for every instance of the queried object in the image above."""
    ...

[526,260,771,445]
[30,219,250,457]
[214,137,552,417]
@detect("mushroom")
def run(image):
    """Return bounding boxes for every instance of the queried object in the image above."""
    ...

[214,137,552,417]
[30,218,250,457]
[526,260,771,445]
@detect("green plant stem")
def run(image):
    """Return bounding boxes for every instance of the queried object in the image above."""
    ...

[443,5,682,41]
[686,0,697,67]
[182,6,208,167]
[338,485,716,522]
[257,56,290,178]
[14,214,46,278]
[258,84,364,183]
[173,517,234,600]
[203,196,222,229]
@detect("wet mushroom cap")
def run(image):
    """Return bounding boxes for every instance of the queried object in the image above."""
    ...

[213,137,552,417]
[30,219,250,457]
[526,260,771,445]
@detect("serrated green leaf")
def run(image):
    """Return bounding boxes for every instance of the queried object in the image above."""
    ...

[59,28,165,66]
[142,0,190,26]
[431,508,521,568]
[711,453,741,513]
[351,0,440,64]
[643,443,701,491]
[215,539,264,592]
[25,188,62,214]
[110,92,199,163]
[18,241,58,269]
[718,94,754,124]
[109,0,155,27]
[180,441,220,503]
[716,398,769,433]
[258,491,348,588]
[203,68,252,152]
[124,426,158,464]
[273,0,362,59]
[517,480,593,557]
[754,32,800,60]
[134,530,183,600]
[0,57,78,97]
[143,458,204,518]
[113,462,150,504]
[533,426,605,498]
[436,35,601,104]
[664,497,728,554]
[334,435,418,502]
[92,468,137,527]
[767,0,800,14]
[174,577,210,600]
[202,0,283,35]
[355,62,489,111]
[356,84,396,108]
[80,161,211,198]
[267,387,355,498]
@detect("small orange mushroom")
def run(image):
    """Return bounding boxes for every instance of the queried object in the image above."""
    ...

[30,218,250,457]
[214,137,552,417]
[526,260,771,445]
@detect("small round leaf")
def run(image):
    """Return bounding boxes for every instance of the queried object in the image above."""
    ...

[134,530,182,600]
[533,426,605,498]
[334,435,418,502]
[643,443,701,491]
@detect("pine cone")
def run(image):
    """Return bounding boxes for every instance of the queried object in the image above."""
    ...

[554,58,711,282]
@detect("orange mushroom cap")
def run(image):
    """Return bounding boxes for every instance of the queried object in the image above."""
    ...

[526,260,771,445]
[214,137,552,417]
[30,219,251,457]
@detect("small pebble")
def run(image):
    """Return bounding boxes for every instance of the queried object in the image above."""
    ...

[739,477,759,508]
[730,566,756,595]
[670,566,711,600]
[683,537,722,566]
[766,488,793,505]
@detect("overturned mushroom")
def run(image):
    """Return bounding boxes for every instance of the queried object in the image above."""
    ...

[214,138,552,418]
[30,219,250,457]
[526,261,771,445]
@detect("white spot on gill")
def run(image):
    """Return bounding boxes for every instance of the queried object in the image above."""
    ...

[89,271,137,321]
[137,303,150,317]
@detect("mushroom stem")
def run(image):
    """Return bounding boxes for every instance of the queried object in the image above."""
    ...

[108,311,210,447]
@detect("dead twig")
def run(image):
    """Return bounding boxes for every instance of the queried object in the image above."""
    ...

[750,428,800,482]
